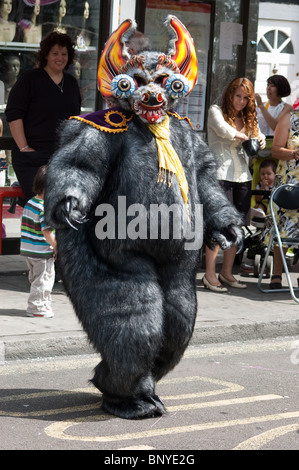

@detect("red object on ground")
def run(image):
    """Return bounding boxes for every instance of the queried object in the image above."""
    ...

[0,187,24,255]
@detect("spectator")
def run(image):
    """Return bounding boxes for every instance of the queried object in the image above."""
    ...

[20,165,56,317]
[263,111,299,289]
[5,31,81,204]
[255,75,292,137]
[202,77,265,292]
[253,159,277,216]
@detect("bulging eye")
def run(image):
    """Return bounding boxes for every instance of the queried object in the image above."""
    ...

[111,74,136,98]
[164,74,190,99]
[118,78,131,92]
[171,80,184,93]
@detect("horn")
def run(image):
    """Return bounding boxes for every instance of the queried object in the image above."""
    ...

[98,19,137,98]
[165,15,198,93]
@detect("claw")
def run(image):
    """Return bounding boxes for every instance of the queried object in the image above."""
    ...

[65,199,71,213]
[64,198,89,230]
[64,214,79,231]
[76,215,89,224]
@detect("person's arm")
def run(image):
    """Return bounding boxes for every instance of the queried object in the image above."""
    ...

[255,182,267,202]
[276,103,293,123]
[8,119,34,152]
[272,113,299,161]
[208,105,248,142]
[42,228,57,256]
[235,129,248,142]
[258,128,266,149]
[256,93,293,132]
[5,70,34,151]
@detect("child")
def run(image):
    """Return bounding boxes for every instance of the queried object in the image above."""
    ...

[20,165,57,318]
[253,159,277,215]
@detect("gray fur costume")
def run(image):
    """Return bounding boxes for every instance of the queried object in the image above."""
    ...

[45,17,243,419]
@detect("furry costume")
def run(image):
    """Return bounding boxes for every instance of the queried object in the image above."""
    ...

[45,16,243,419]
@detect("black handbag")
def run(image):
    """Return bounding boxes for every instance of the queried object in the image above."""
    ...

[242,138,260,157]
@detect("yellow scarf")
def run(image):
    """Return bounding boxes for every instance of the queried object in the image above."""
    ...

[148,114,190,219]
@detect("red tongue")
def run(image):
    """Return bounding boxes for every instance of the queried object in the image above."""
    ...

[146,111,160,123]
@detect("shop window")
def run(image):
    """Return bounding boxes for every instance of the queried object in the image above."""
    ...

[142,0,212,132]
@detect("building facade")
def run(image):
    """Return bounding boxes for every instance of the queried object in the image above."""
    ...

[256,0,299,106]
[0,0,259,158]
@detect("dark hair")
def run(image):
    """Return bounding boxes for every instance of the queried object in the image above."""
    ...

[267,75,291,98]
[259,159,277,173]
[33,165,47,195]
[37,31,75,69]
[19,3,43,26]
[0,0,16,20]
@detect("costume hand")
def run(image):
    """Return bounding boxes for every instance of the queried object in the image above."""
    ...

[211,225,243,252]
[63,196,89,230]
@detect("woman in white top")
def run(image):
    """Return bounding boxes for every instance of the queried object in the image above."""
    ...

[202,77,265,293]
[255,75,292,137]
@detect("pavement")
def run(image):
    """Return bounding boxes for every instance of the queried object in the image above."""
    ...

[1,251,299,362]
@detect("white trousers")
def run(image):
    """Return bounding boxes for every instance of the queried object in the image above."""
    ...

[25,257,55,314]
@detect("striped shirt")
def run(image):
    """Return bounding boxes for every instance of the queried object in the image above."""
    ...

[20,196,54,259]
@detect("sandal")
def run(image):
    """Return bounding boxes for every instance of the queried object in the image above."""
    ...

[270,275,282,289]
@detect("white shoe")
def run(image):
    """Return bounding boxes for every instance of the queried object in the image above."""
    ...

[219,273,247,289]
[27,310,54,318]
[202,275,228,293]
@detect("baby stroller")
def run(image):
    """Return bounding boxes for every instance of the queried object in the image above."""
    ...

[239,142,276,277]
[241,189,273,277]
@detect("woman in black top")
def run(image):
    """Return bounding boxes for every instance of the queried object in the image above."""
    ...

[5,31,81,204]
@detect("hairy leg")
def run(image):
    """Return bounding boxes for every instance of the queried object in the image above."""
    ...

[153,257,197,382]
[57,233,166,418]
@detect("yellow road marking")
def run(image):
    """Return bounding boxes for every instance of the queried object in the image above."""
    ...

[233,423,299,450]
[0,375,244,406]
[0,393,281,418]
[167,394,282,412]
[44,411,299,443]
[1,340,298,448]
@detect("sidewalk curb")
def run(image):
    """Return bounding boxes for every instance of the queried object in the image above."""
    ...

[191,319,299,345]
[1,319,299,362]
[0,332,93,362]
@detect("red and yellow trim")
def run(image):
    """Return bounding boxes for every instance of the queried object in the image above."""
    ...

[167,16,198,94]
[97,19,134,98]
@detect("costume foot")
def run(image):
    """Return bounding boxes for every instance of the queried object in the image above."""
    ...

[101,394,166,420]
[150,394,166,415]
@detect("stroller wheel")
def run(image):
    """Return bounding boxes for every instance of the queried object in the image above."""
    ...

[254,254,261,277]
[265,255,273,278]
